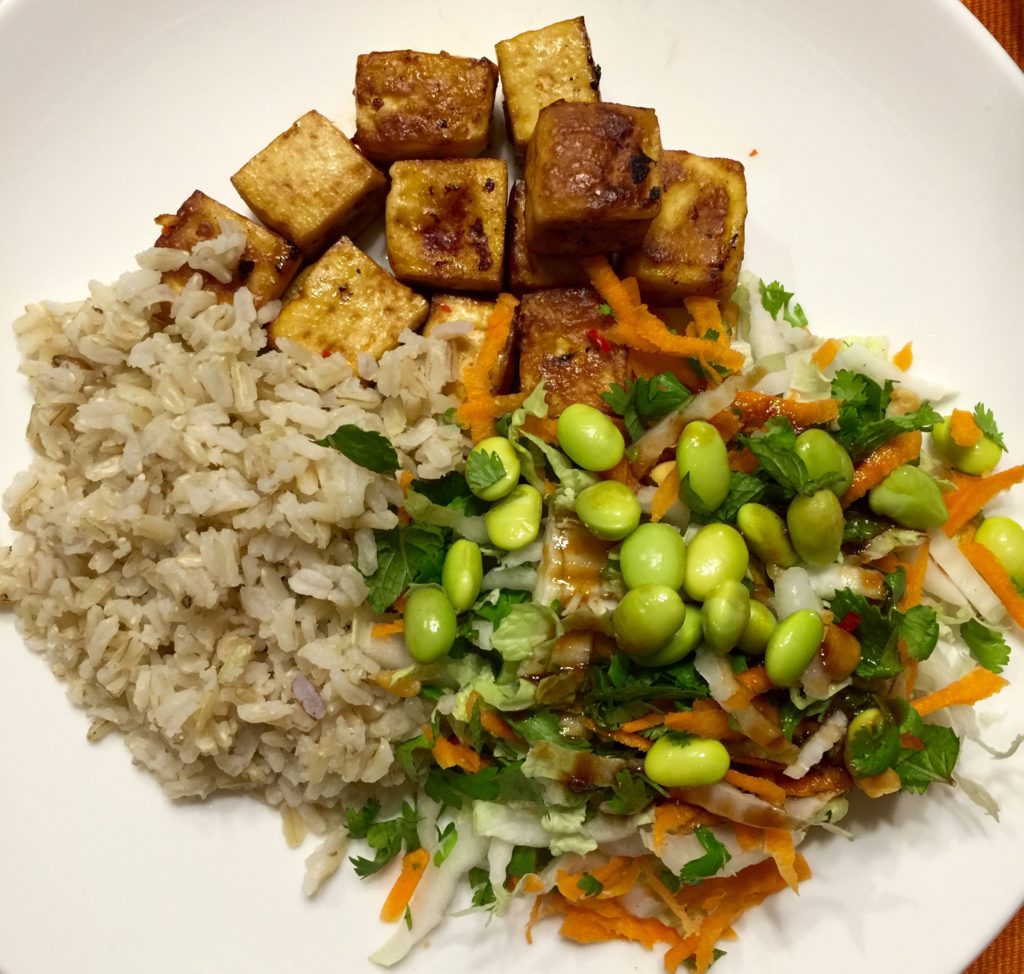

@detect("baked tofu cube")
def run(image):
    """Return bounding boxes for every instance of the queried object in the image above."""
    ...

[622,151,747,303]
[525,101,662,256]
[230,110,386,257]
[506,180,589,293]
[386,159,507,292]
[517,287,627,416]
[354,50,498,162]
[269,237,428,360]
[495,17,600,154]
[423,295,515,397]
[155,191,301,308]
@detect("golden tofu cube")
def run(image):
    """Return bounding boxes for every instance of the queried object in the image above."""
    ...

[525,101,662,256]
[517,287,626,416]
[354,50,498,162]
[423,295,515,397]
[269,237,428,360]
[621,151,747,303]
[155,190,301,308]
[495,17,600,154]
[230,110,386,257]
[506,180,589,293]
[386,159,507,292]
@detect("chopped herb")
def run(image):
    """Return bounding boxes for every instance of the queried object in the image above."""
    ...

[706,471,767,523]
[972,403,1006,450]
[577,873,604,897]
[345,798,381,839]
[895,705,960,793]
[831,370,941,457]
[465,448,507,494]
[468,866,496,907]
[507,710,589,750]
[759,279,808,328]
[394,732,433,778]
[899,604,939,661]
[599,303,614,316]
[364,522,447,613]
[602,770,655,815]
[601,373,693,442]
[424,763,543,810]
[739,417,843,497]
[473,589,530,627]
[433,821,459,866]
[350,802,420,878]
[847,715,901,778]
[960,618,1012,673]
[441,406,459,426]
[317,424,399,475]
[884,567,907,607]
[830,588,903,679]
[678,826,732,885]
[404,906,413,929]
[843,513,890,545]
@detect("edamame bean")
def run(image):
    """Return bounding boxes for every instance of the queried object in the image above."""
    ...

[467,436,521,501]
[765,609,825,687]
[737,600,777,656]
[736,503,798,567]
[702,579,751,654]
[575,480,641,541]
[441,539,483,613]
[556,403,625,472]
[787,489,844,565]
[638,605,704,667]
[975,516,1024,585]
[619,522,687,590]
[794,429,854,496]
[403,585,457,663]
[867,465,948,531]
[843,707,884,769]
[485,484,542,550]
[613,585,687,658]
[932,417,1002,475]
[677,421,730,511]
[683,523,749,602]
[644,734,731,788]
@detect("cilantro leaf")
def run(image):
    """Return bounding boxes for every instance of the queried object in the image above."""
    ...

[740,417,842,497]
[885,567,907,607]
[678,826,732,885]
[759,279,808,328]
[364,522,447,612]
[843,513,890,545]
[411,471,476,510]
[345,798,381,839]
[847,715,901,778]
[973,403,1006,451]
[425,764,543,809]
[894,707,960,794]
[433,821,459,866]
[830,370,940,457]
[599,303,613,316]
[318,424,399,475]
[468,866,496,907]
[577,873,604,897]
[960,618,1012,673]
[899,604,939,661]
[394,732,432,778]
[830,588,903,679]
[473,589,530,627]
[465,449,507,494]
[601,373,693,441]
[507,710,589,750]
[602,770,655,815]
[350,802,419,877]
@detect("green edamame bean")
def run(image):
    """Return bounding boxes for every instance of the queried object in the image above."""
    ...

[403,585,457,663]
[932,417,1002,475]
[467,436,521,501]
[765,609,825,687]
[619,522,687,590]
[556,403,625,472]
[843,707,885,769]
[867,465,948,531]
[575,480,641,541]
[794,429,854,496]
[638,605,703,668]
[485,484,542,550]
[975,516,1024,585]
[702,579,751,654]
[644,734,731,788]
[677,421,730,511]
[787,489,844,565]
[736,503,798,567]
[441,539,483,613]
[737,600,777,656]
[683,523,750,602]
[613,584,687,658]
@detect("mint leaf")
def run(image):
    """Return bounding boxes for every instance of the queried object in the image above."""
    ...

[678,826,732,885]
[973,403,1006,451]
[318,424,399,475]
[895,721,960,794]
[899,604,939,661]
[601,373,692,441]
[740,417,843,497]
[577,873,604,897]
[961,618,1011,673]
[465,449,507,494]
[759,279,808,328]
[708,471,767,523]
[364,522,447,613]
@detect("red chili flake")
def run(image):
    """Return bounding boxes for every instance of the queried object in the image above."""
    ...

[440,303,453,314]
[749,148,759,157]
[586,328,612,356]
[321,348,332,358]
[837,611,861,632]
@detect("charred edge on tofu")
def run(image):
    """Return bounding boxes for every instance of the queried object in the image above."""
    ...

[630,152,654,184]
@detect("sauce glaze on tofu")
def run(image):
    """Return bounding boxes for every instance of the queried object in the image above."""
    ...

[506,180,590,293]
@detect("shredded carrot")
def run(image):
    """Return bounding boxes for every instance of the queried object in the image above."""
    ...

[578,716,653,752]
[959,538,1024,627]
[898,539,930,610]
[380,848,430,922]
[683,296,724,340]
[370,670,421,698]
[724,769,787,808]
[520,874,545,895]
[708,408,743,443]
[652,803,709,851]
[949,408,982,447]
[841,430,922,507]
[371,620,405,638]
[627,349,705,390]
[732,390,840,431]
[604,455,641,492]
[871,552,901,575]
[479,707,520,742]
[557,857,642,901]
[620,712,667,734]
[557,899,686,953]
[663,708,735,740]
[912,665,1009,717]
[521,414,559,443]
[735,665,771,697]
[761,829,799,891]
[398,469,413,491]
[892,341,914,372]
[811,338,842,370]
[733,823,762,852]
[455,293,519,440]
[943,465,1024,536]
[431,736,488,772]
[777,765,852,796]
[651,466,681,524]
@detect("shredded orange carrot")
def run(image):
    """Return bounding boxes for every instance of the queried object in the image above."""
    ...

[735,665,771,697]
[627,349,705,390]
[652,803,706,851]
[943,465,1024,536]
[578,716,653,752]
[841,430,923,507]
[733,823,763,852]
[811,338,842,370]
[898,539,930,610]
[479,707,520,742]
[520,874,545,895]
[431,736,488,772]
[521,414,559,443]
[959,538,1024,627]
[557,858,642,902]
[557,899,685,953]
[663,708,735,739]
[380,848,430,922]
[604,456,641,492]
[871,552,901,575]
[708,408,743,443]
[732,390,840,431]
[398,469,413,491]
[620,712,667,734]
[724,769,787,808]
[892,341,914,372]
[371,620,405,638]
[455,293,519,440]
[370,670,421,698]
[950,408,982,447]
[912,665,1009,717]
[651,467,680,524]
[761,829,799,891]
[777,765,852,797]
[683,296,724,339]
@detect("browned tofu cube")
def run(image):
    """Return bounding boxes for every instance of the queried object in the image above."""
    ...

[423,295,515,397]
[525,101,662,256]
[495,17,600,154]
[354,50,498,162]
[517,287,627,416]
[154,191,301,308]
[386,159,507,292]
[621,151,747,303]
[506,180,589,293]
[269,237,427,360]
[230,110,386,257]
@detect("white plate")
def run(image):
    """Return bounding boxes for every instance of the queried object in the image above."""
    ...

[1,1,1023,972]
